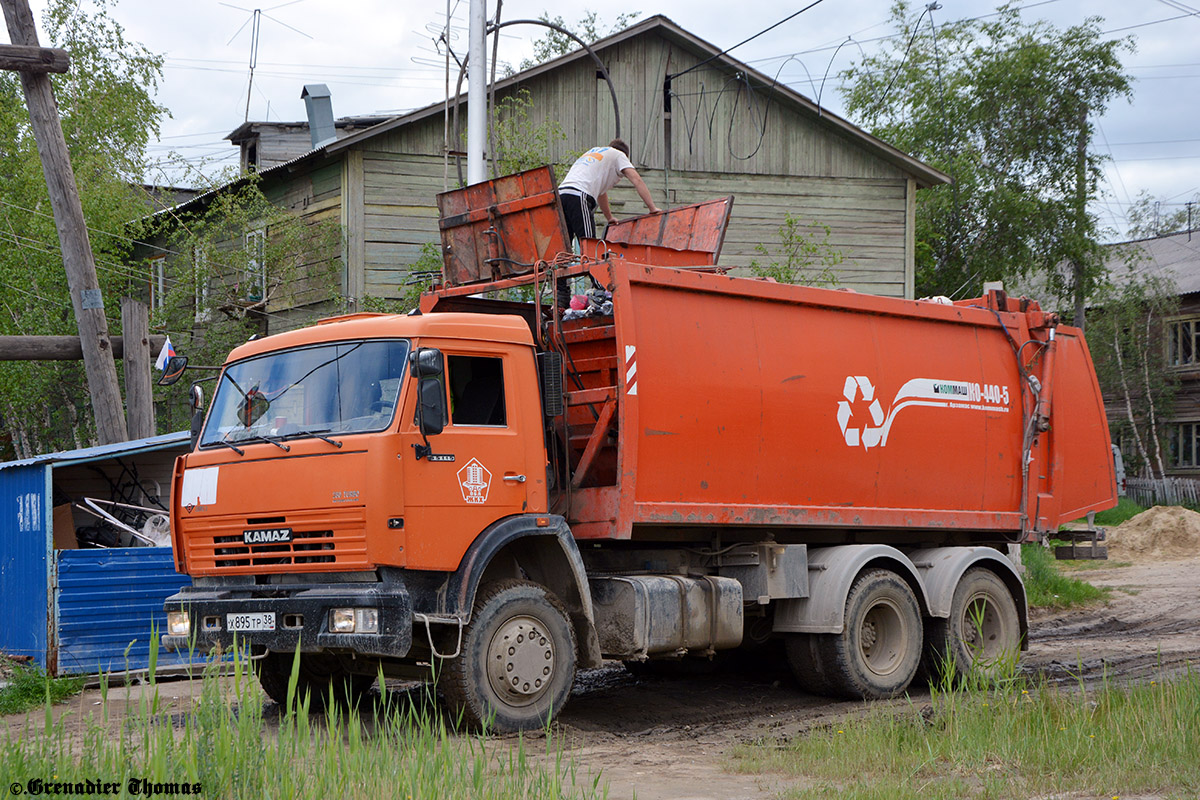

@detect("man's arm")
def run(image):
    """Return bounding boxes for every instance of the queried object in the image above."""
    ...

[598,192,615,224]
[621,167,661,214]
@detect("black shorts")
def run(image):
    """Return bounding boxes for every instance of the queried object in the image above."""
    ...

[560,190,597,244]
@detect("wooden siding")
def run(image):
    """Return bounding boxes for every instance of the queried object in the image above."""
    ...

[355,34,910,184]
[361,153,447,299]
[611,170,910,297]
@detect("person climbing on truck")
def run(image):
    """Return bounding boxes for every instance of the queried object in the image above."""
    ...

[557,138,661,306]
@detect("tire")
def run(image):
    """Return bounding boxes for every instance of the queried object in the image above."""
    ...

[801,568,923,700]
[924,568,1021,684]
[255,651,375,710]
[440,579,577,732]
[785,633,835,696]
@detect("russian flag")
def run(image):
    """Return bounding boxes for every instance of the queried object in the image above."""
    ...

[154,336,176,371]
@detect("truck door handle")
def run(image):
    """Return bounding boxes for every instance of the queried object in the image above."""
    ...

[503,474,526,483]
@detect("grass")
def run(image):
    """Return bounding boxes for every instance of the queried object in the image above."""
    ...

[0,657,84,715]
[729,668,1200,799]
[1,646,607,800]
[1021,543,1110,609]
[1090,497,1147,527]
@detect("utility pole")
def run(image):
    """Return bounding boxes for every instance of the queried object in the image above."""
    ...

[0,0,128,444]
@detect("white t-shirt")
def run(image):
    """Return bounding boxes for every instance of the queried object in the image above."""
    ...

[559,147,633,199]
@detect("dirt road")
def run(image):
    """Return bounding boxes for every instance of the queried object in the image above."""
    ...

[6,555,1198,800]
[552,555,1200,800]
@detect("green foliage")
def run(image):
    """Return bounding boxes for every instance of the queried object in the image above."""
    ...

[360,241,443,315]
[1126,189,1200,239]
[1021,543,1109,608]
[1090,497,1146,527]
[749,215,843,287]
[520,10,642,69]
[0,0,166,457]
[492,88,569,175]
[1086,261,1178,478]
[731,670,1200,798]
[135,178,342,434]
[839,1,1134,302]
[0,658,84,716]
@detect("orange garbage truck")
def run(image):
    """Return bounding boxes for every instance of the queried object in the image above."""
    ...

[163,167,1117,731]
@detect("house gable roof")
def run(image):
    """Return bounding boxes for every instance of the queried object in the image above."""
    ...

[323,14,949,188]
[1104,230,1200,296]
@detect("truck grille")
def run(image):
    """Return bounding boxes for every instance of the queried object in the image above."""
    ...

[183,508,369,574]
[213,529,336,568]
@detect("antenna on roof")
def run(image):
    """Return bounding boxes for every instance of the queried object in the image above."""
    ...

[221,0,313,123]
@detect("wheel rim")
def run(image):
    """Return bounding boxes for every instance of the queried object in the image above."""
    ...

[959,591,1008,660]
[486,614,555,707]
[858,598,908,678]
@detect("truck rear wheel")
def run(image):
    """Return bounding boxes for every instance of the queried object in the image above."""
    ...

[792,568,922,700]
[924,568,1020,683]
[440,579,576,732]
[255,652,375,710]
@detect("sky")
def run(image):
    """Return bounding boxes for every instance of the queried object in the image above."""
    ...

[21,0,1200,240]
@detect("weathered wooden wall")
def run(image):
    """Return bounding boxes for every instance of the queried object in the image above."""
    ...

[342,31,915,297]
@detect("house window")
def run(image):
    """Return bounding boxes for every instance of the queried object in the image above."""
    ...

[148,255,167,310]
[245,228,266,303]
[1166,317,1200,367]
[1167,422,1200,469]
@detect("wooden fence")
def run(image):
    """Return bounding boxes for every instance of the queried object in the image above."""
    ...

[1125,477,1200,508]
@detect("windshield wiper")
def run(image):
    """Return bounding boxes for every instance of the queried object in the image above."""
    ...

[212,438,245,456]
[289,428,344,448]
[240,433,291,452]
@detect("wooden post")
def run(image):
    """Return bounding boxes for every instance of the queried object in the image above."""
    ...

[121,298,155,440]
[0,334,166,360]
[0,0,128,444]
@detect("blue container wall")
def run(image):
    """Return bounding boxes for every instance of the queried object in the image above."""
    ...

[55,548,193,675]
[0,464,50,666]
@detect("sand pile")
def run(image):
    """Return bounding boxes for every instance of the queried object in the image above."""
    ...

[1109,506,1200,561]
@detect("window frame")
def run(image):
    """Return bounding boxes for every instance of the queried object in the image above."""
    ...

[1165,315,1200,369]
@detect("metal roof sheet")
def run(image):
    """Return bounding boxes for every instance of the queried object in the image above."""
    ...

[0,431,190,473]
[1102,231,1200,296]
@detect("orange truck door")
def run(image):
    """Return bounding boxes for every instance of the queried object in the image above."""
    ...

[400,349,531,571]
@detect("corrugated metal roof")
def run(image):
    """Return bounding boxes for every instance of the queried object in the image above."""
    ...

[0,431,190,473]
[1103,230,1200,296]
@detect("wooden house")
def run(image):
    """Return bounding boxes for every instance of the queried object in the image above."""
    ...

[143,14,947,334]
[1098,230,1200,477]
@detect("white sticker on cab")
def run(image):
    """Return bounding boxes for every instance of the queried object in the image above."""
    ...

[181,466,219,507]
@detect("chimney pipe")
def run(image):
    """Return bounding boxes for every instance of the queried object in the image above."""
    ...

[301,83,337,150]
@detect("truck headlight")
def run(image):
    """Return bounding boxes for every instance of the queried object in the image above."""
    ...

[167,611,190,637]
[330,608,379,634]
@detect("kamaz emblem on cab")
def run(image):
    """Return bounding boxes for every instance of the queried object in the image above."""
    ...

[242,528,293,545]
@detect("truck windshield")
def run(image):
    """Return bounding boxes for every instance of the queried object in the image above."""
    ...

[200,339,410,448]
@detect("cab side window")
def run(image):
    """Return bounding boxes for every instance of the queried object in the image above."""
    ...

[448,355,506,426]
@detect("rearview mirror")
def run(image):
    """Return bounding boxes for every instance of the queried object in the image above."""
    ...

[418,378,446,437]
[237,387,271,427]
[410,348,444,378]
[158,356,188,386]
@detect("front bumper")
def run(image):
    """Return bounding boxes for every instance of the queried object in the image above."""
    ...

[163,580,412,658]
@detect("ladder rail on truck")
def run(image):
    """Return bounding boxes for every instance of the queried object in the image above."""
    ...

[163,166,1118,731]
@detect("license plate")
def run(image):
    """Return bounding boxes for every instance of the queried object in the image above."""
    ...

[226,612,276,632]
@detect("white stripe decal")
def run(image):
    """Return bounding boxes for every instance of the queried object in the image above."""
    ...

[625,345,638,395]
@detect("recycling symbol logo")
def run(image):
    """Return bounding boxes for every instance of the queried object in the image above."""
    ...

[837,376,886,450]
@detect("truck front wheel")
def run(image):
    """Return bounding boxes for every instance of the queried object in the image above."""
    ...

[440,579,577,732]
[924,568,1021,683]
[790,568,922,700]
[255,652,375,710]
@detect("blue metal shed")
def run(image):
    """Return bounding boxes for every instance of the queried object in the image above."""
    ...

[0,432,198,676]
